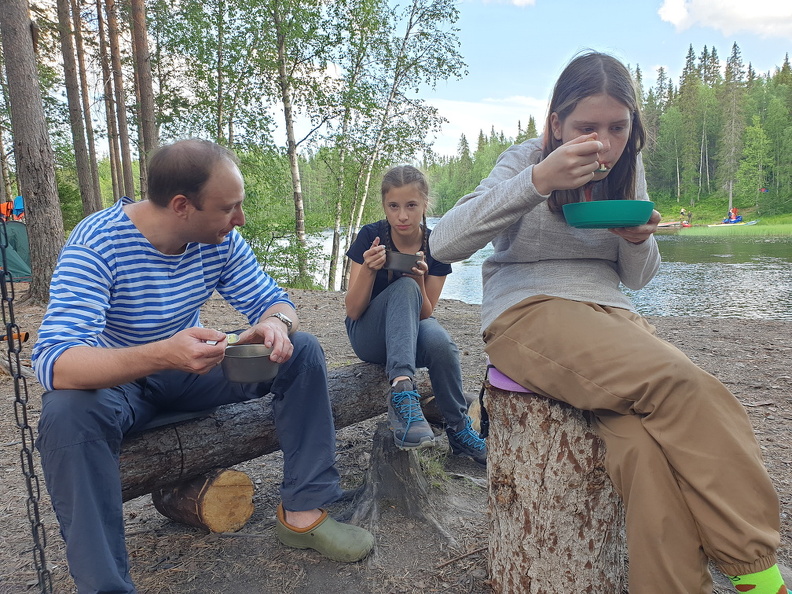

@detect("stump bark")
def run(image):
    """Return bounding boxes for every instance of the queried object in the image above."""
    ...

[486,385,627,594]
[152,468,254,533]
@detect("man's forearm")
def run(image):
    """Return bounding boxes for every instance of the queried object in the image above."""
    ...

[51,343,168,390]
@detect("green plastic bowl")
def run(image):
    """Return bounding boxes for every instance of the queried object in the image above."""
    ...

[562,200,654,229]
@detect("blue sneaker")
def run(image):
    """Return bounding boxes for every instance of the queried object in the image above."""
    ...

[447,416,487,466]
[387,379,435,450]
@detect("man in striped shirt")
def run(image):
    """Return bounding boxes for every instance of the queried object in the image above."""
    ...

[32,139,374,593]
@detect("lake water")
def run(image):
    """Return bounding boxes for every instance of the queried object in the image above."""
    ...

[440,233,792,321]
[317,222,792,321]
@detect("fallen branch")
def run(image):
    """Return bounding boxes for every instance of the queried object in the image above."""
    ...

[436,546,488,569]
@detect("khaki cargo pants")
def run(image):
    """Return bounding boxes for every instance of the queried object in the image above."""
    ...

[483,295,781,594]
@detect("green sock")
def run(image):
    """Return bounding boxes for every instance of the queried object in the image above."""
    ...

[728,565,787,593]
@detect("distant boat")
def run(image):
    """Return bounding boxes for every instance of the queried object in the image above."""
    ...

[707,220,758,227]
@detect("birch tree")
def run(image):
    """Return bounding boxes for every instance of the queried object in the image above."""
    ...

[736,116,770,210]
[261,0,331,281]
[153,0,273,145]
[322,0,385,290]
[340,0,465,288]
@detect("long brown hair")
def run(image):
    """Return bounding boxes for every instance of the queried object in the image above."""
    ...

[380,165,430,255]
[543,52,646,212]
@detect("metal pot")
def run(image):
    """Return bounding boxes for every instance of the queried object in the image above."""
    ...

[221,344,280,383]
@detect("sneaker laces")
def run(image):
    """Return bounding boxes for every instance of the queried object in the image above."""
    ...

[451,417,486,451]
[391,389,425,426]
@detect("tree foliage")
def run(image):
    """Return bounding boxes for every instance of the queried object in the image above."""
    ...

[426,45,792,221]
[0,4,790,296]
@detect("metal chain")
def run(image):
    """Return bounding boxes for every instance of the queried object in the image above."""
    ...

[1,220,52,593]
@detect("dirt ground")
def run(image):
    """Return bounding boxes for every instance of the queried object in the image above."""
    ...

[1,287,790,593]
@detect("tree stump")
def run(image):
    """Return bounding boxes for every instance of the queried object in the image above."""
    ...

[151,468,254,533]
[486,385,627,594]
[349,421,453,547]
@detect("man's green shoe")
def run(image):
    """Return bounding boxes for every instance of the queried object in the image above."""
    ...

[275,504,374,562]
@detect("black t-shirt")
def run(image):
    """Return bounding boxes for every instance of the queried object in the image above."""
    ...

[346,220,452,301]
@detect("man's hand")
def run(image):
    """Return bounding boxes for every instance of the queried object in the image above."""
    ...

[166,327,227,374]
[235,314,295,364]
[51,327,228,390]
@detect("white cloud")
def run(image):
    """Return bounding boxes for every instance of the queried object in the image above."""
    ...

[658,0,792,38]
[426,95,549,157]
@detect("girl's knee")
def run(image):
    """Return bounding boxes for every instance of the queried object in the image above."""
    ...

[389,276,422,301]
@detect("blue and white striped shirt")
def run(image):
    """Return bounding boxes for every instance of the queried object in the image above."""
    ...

[33,197,293,390]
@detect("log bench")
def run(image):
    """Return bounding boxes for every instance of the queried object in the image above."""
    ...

[484,364,627,593]
[119,362,437,532]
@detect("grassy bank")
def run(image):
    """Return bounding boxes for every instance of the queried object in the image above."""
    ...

[676,223,792,237]
[652,190,792,229]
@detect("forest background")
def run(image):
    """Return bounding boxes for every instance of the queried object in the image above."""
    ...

[1,0,791,303]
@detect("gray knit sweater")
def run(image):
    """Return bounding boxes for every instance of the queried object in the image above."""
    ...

[429,138,661,333]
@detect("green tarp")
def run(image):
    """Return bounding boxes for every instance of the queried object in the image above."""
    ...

[0,220,32,282]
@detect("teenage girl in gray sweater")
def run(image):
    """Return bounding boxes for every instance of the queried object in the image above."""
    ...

[430,51,785,594]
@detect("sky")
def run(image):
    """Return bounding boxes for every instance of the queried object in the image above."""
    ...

[423,0,792,157]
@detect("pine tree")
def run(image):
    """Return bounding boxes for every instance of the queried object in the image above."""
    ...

[718,42,747,212]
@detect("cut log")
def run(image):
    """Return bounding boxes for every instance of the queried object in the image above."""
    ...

[119,363,432,501]
[151,468,254,533]
[486,385,627,594]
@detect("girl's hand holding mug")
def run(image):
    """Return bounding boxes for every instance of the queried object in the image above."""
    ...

[403,251,428,280]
